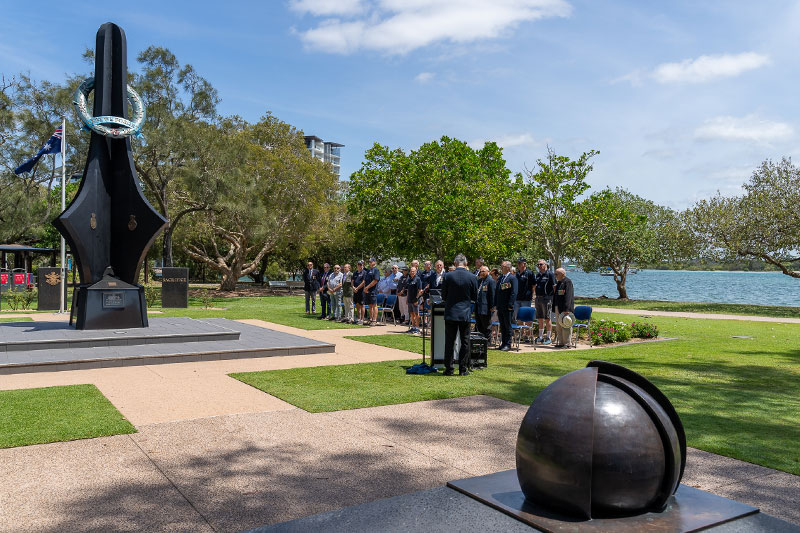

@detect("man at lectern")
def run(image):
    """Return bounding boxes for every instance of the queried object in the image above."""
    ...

[441,254,479,376]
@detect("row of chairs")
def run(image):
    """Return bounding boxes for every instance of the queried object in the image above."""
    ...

[508,305,593,349]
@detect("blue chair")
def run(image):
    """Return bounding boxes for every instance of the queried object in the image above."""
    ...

[573,305,592,345]
[379,294,397,325]
[513,306,537,349]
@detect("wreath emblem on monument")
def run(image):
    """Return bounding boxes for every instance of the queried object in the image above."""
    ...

[73,77,145,139]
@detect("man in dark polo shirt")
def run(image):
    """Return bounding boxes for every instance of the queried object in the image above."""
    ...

[363,257,381,325]
[514,257,535,322]
[534,259,556,345]
[405,266,423,334]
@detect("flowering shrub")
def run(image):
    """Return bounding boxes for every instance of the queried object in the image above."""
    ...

[588,319,632,345]
[631,321,659,339]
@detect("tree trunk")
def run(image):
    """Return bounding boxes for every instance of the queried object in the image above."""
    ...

[219,266,240,291]
[163,225,174,267]
[615,277,628,299]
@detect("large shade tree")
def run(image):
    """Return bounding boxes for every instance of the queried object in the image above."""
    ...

[576,188,668,298]
[184,114,336,291]
[512,147,598,268]
[691,157,800,278]
[347,136,515,263]
[132,46,219,267]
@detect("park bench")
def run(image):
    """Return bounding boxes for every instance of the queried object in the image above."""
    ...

[267,280,289,294]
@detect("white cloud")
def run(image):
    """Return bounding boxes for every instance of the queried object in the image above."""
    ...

[293,0,572,54]
[618,52,770,85]
[653,52,770,84]
[470,133,542,149]
[694,114,793,143]
[289,0,365,16]
[414,71,434,83]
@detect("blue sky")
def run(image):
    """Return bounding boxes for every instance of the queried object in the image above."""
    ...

[2,0,799,208]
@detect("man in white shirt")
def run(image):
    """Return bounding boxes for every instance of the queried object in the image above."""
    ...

[327,265,344,321]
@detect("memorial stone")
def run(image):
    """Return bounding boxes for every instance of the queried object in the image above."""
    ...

[37,267,67,311]
[161,267,189,308]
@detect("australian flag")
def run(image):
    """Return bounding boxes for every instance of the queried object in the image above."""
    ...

[14,126,63,175]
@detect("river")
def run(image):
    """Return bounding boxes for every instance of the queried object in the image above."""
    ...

[567,269,799,307]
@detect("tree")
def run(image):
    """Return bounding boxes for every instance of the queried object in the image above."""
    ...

[132,47,219,267]
[0,74,88,244]
[347,136,515,263]
[513,147,598,268]
[691,158,800,278]
[576,189,663,298]
[184,114,335,291]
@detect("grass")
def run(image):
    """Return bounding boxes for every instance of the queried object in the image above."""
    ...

[576,297,800,319]
[0,384,136,448]
[155,295,364,330]
[231,311,800,476]
[0,317,33,322]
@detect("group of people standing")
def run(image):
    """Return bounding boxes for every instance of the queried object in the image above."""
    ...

[301,256,575,348]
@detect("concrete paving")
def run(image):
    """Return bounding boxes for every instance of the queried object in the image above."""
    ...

[0,396,797,532]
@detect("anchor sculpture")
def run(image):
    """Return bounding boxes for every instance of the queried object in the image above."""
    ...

[54,23,166,329]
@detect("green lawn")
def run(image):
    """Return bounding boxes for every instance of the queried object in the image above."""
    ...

[232,311,800,476]
[0,384,136,448]
[0,317,33,322]
[155,295,364,330]
[576,297,800,319]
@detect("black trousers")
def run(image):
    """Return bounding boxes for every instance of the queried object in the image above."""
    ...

[498,306,513,347]
[475,313,492,341]
[320,292,331,317]
[444,320,471,372]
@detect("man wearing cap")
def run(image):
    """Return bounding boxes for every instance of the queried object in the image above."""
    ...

[514,257,535,322]
[363,258,381,325]
[352,260,366,324]
[494,260,518,351]
[441,254,479,375]
[303,261,320,315]
[553,267,575,347]
[534,259,556,344]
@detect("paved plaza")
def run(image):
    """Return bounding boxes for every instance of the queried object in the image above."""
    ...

[0,313,798,531]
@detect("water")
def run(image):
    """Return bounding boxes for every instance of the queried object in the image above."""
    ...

[566,269,800,307]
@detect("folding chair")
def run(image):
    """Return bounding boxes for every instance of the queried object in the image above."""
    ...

[572,305,593,346]
[379,294,397,325]
[515,306,537,346]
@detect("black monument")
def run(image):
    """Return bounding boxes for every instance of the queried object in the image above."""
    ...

[54,23,166,329]
[161,267,189,308]
[36,267,67,311]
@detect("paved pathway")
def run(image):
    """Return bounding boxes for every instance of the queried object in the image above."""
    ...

[1,310,798,531]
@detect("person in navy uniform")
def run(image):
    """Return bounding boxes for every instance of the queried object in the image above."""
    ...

[474,265,496,341]
[318,263,332,319]
[494,260,518,351]
[303,261,320,314]
[441,254,479,376]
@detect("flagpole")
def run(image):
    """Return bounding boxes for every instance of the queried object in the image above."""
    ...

[59,116,66,314]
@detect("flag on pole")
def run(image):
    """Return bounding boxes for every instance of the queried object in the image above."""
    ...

[14,126,63,175]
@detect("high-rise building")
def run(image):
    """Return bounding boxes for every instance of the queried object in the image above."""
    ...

[304,135,343,178]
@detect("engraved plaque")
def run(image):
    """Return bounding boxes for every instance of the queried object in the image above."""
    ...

[102,291,124,308]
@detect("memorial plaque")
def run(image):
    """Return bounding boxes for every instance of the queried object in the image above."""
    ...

[161,267,189,308]
[102,292,124,308]
[37,267,68,311]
